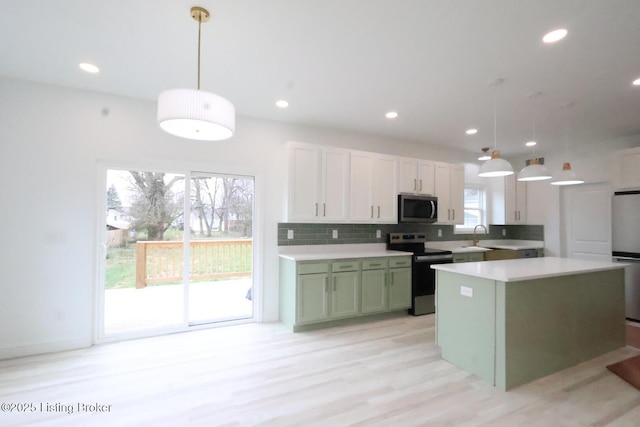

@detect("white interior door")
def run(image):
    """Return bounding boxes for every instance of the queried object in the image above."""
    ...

[561,182,611,261]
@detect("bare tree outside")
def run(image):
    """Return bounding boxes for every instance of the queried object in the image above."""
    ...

[128,172,184,241]
[190,176,253,238]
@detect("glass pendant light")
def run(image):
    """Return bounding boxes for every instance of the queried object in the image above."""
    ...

[479,78,514,177]
[551,105,584,186]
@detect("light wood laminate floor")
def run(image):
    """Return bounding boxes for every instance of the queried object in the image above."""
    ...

[1,315,639,427]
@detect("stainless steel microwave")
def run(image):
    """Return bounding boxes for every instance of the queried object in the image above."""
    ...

[398,194,438,223]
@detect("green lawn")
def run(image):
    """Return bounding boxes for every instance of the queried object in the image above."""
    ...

[105,246,136,289]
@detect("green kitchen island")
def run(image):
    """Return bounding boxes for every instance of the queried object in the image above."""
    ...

[432,257,626,391]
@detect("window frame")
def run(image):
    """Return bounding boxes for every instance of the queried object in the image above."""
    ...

[454,184,486,234]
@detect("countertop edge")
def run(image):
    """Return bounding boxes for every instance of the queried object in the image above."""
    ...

[432,257,626,282]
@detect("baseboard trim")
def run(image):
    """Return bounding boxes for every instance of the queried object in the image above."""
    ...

[0,338,91,361]
[292,310,409,332]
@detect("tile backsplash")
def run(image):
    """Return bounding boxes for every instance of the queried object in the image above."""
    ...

[277,223,543,246]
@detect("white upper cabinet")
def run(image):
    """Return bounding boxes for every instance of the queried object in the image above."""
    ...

[613,147,640,190]
[504,174,527,224]
[397,158,435,195]
[349,151,397,223]
[434,162,464,224]
[287,142,349,222]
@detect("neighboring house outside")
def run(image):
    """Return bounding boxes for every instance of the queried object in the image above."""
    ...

[106,208,131,247]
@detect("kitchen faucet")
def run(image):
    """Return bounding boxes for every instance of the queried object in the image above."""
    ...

[473,225,488,246]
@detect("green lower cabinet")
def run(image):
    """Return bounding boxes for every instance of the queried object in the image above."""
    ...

[388,267,412,310]
[280,255,412,331]
[297,271,329,324]
[361,268,387,314]
[453,252,485,263]
[331,270,360,319]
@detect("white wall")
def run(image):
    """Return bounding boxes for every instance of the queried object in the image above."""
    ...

[0,76,476,359]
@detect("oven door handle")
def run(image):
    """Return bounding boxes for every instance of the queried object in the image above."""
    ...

[414,255,453,262]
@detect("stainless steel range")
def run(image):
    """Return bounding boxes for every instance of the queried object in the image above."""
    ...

[387,232,453,315]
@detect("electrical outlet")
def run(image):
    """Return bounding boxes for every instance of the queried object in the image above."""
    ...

[438,229,442,237]
[376,230,381,238]
[332,230,338,239]
[502,228,506,237]
[287,229,294,239]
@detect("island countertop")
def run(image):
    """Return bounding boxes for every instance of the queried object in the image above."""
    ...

[432,256,625,282]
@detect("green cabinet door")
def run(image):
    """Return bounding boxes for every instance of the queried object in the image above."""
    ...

[361,268,387,314]
[297,272,329,324]
[388,267,412,310]
[331,270,360,319]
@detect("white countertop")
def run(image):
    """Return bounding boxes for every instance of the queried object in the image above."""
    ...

[432,257,625,282]
[426,239,543,253]
[278,244,411,261]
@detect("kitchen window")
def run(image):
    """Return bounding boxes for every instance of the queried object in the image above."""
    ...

[455,185,486,233]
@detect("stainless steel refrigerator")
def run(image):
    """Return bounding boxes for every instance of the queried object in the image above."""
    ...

[612,190,640,321]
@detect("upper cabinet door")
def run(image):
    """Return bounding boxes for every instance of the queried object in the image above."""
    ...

[449,164,464,225]
[417,161,436,195]
[434,162,464,224]
[287,142,349,222]
[613,147,640,190]
[349,151,375,221]
[288,143,321,221]
[321,148,349,221]
[349,151,397,223]
[504,175,526,224]
[373,154,397,223]
[397,157,435,195]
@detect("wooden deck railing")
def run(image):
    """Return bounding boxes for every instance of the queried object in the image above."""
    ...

[135,240,252,288]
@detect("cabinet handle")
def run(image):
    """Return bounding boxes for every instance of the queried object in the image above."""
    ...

[370,263,381,267]
[514,210,518,221]
[377,206,381,218]
[452,209,455,220]
[315,203,318,216]
[323,203,326,217]
[419,179,423,191]
[448,209,451,220]
[370,205,374,218]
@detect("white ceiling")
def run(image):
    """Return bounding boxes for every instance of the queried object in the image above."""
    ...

[2,0,640,157]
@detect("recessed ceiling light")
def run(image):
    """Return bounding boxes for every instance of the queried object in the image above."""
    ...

[525,141,537,147]
[275,99,289,108]
[542,28,568,44]
[78,62,100,73]
[385,111,398,119]
[466,128,478,135]
[633,78,640,86]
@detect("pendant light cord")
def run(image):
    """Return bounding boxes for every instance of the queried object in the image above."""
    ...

[197,14,202,90]
[493,90,497,150]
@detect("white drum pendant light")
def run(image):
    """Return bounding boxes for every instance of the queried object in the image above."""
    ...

[479,78,514,177]
[157,6,235,141]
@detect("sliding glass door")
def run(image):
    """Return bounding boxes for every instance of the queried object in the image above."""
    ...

[101,168,254,338]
